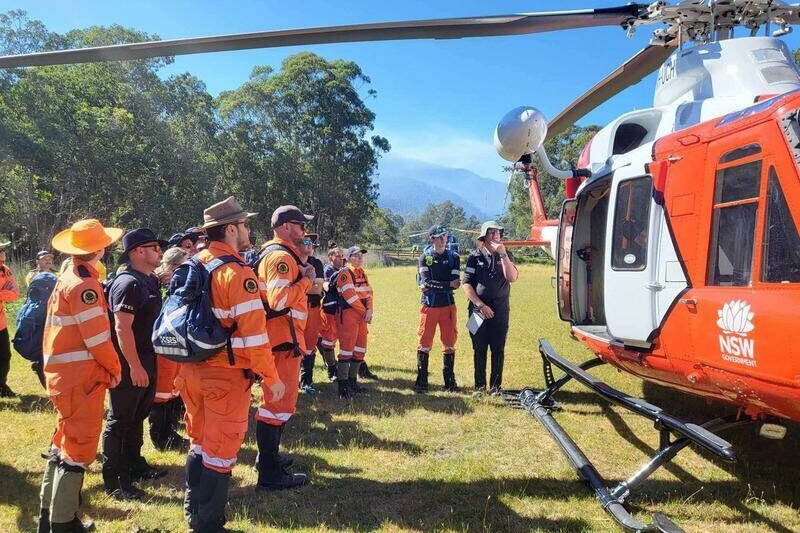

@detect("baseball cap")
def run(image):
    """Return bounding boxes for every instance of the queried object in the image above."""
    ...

[428,225,447,238]
[344,245,367,259]
[271,205,314,228]
[36,250,53,259]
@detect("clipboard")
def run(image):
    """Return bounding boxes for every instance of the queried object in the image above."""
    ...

[467,310,484,335]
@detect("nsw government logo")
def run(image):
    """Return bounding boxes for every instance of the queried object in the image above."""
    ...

[716,300,756,367]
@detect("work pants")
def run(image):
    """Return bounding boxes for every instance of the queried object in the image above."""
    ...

[102,365,156,487]
[257,349,301,426]
[177,365,251,473]
[469,301,510,390]
[0,328,10,386]
[153,355,180,403]
[48,366,109,468]
[418,304,457,355]
[303,304,323,356]
[320,310,339,350]
[338,308,368,361]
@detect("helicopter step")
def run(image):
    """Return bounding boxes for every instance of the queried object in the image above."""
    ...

[503,340,751,533]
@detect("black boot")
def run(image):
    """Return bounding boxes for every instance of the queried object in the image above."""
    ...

[50,516,87,533]
[348,361,367,394]
[443,354,458,392]
[255,422,308,491]
[413,351,429,393]
[359,361,380,380]
[184,449,204,526]
[189,465,230,533]
[37,508,50,533]
[149,402,170,451]
[320,348,337,381]
[336,361,351,398]
[299,354,316,394]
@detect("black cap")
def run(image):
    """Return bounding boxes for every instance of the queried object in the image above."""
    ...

[168,233,186,247]
[271,205,314,228]
[120,228,169,262]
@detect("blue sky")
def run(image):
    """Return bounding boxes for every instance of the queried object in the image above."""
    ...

[6,1,800,182]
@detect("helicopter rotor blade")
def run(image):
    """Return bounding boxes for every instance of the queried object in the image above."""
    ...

[0,5,646,68]
[545,42,675,141]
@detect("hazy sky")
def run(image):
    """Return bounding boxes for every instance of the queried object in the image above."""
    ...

[6,1,800,182]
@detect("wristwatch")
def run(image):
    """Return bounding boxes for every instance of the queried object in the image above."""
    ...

[498,253,508,259]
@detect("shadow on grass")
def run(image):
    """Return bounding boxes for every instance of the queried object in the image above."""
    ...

[0,392,51,413]
[0,461,41,532]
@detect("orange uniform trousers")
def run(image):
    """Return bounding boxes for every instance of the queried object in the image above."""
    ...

[418,304,458,355]
[177,365,251,474]
[48,365,109,468]
[154,355,180,403]
[320,311,339,350]
[303,305,323,355]
[338,308,368,361]
[256,349,301,426]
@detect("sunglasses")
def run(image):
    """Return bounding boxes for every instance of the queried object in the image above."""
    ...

[139,244,162,253]
[301,238,314,246]
[288,220,306,230]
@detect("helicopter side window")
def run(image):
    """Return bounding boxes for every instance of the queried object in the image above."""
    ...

[761,167,800,283]
[708,159,762,286]
[611,176,652,271]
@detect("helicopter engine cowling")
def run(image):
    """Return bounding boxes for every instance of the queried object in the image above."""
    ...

[493,106,547,162]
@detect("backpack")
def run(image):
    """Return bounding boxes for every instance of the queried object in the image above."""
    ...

[12,272,58,362]
[151,255,241,364]
[416,247,458,287]
[321,267,345,315]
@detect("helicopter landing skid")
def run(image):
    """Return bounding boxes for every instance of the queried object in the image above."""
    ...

[502,339,750,533]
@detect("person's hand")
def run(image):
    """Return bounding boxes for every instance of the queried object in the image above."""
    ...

[302,265,315,281]
[450,279,461,289]
[494,243,507,256]
[480,305,495,319]
[364,309,373,324]
[130,362,150,388]
[269,380,286,402]
[108,372,122,389]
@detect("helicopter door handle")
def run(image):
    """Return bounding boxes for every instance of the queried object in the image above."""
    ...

[679,298,697,305]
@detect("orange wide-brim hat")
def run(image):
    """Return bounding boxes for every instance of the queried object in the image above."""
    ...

[51,219,124,255]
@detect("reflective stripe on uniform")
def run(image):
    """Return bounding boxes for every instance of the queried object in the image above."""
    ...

[274,295,288,311]
[417,346,431,353]
[154,392,174,400]
[451,269,460,275]
[266,279,291,290]
[201,450,236,469]
[353,346,366,353]
[290,309,307,320]
[256,407,292,422]
[157,346,190,356]
[44,350,93,364]
[320,339,335,347]
[355,286,371,292]
[212,298,263,320]
[345,295,359,304]
[46,306,104,327]
[230,333,269,348]
[339,283,354,291]
[339,349,353,356]
[84,330,110,348]
[465,267,476,274]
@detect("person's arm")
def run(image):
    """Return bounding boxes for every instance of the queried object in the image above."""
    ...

[72,280,121,386]
[337,269,366,315]
[109,276,149,387]
[418,254,431,292]
[486,242,518,283]
[0,268,19,302]
[259,251,311,312]
[450,253,461,289]
[461,255,494,318]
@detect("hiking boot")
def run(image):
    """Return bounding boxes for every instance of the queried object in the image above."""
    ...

[472,387,487,397]
[413,351,429,393]
[359,362,380,380]
[255,466,308,492]
[327,364,337,382]
[107,484,146,501]
[443,354,459,392]
[0,383,17,398]
[348,376,368,395]
[253,453,294,471]
[337,379,351,399]
[489,387,503,397]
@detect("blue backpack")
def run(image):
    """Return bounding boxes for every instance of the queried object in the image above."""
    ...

[151,255,241,364]
[13,272,58,362]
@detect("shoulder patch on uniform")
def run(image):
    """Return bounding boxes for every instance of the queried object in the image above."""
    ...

[425,255,433,266]
[277,262,289,274]
[81,289,99,305]
[244,278,258,294]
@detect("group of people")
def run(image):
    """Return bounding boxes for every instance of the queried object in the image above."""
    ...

[0,196,519,533]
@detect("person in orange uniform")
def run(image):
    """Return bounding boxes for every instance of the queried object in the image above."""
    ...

[298,233,325,394]
[149,246,190,451]
[335,246,373,398]
[319,246,344,381]
[0,241,19,398]
[254,205,315,491]
[38,219,123,533]
[177,197,285,533]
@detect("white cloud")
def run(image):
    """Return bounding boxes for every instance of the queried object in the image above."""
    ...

[379,125,507,182]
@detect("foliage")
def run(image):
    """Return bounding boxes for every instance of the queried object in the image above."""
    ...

[356,207,402,247]
[0,12,388,259]
[400,200,480,249]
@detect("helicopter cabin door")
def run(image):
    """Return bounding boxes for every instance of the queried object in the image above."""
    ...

[603,167,657,346]
[556,199,578,322]
[685,124,800,397]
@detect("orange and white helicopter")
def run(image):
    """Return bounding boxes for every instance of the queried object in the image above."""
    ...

[3,2,800,531]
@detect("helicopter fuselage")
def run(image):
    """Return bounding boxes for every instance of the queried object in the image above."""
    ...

[557,38,800,421]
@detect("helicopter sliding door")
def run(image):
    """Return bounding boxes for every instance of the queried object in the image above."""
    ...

[603,167,656,346]
[557,199,577,322]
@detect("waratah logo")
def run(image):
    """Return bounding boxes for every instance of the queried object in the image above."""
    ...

[716,300,754,336]
[717,300,756,367]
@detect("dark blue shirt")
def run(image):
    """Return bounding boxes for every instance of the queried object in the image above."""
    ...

[418,249,460,307]
[463,248,515,306]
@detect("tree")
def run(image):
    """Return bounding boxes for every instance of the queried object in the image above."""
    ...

[217,53,390,243]
[357,207,402,247]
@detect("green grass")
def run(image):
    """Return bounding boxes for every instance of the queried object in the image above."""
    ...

[1,265,799,532]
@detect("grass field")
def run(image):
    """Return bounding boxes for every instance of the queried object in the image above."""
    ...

[1,265,799,532]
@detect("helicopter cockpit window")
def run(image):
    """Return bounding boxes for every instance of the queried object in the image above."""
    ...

[611,176,652,271]
[762,167,800,283]
[708,158,762,286]
[719,143,761,164]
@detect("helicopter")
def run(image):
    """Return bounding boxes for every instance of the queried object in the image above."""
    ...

[2,2,800,531]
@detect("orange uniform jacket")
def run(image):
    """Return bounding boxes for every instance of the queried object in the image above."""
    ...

[197,242,278,385]
[43,260,121,388]
[0,264,19,331]
[336,266,373,316]
[257,237,311,353]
